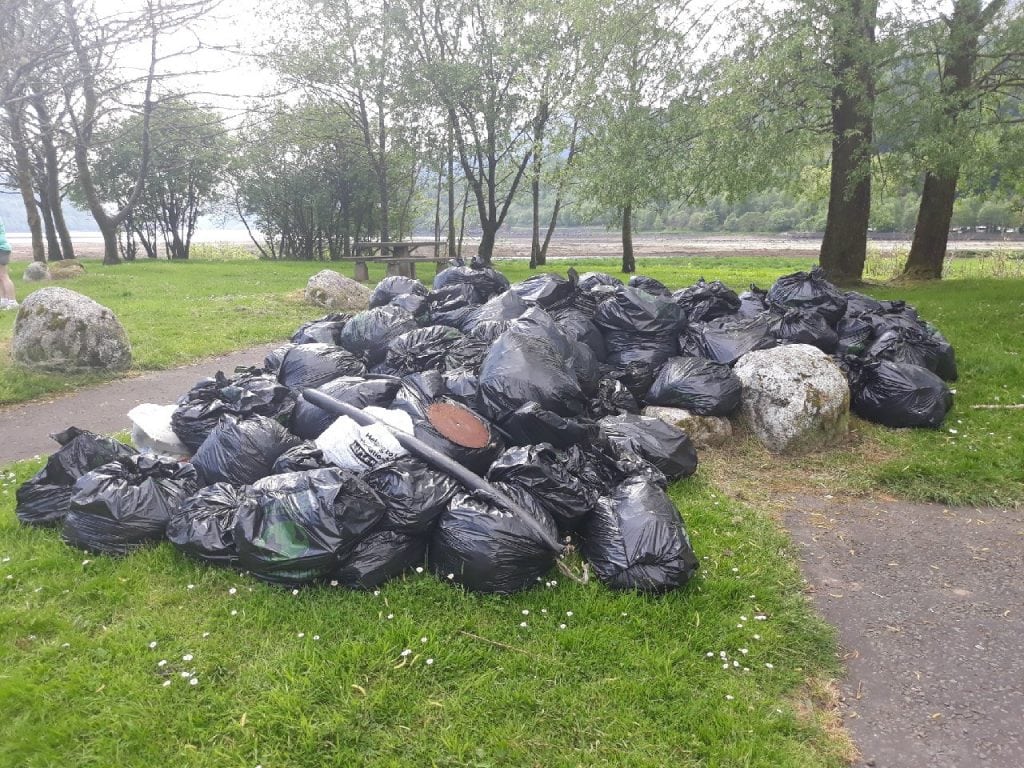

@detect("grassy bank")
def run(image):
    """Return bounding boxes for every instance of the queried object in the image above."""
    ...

[0,257,443,405]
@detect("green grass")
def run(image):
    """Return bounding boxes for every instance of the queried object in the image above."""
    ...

[0,255,449,405]
[0,467,846,767]
[850,279,1024,506]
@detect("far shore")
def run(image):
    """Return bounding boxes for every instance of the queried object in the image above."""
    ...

[4,228,1023,262]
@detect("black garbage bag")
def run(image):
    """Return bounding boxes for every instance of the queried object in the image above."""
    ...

[369,275,429,308]
[498,401,599,450]
[16,427,138,528]
[577,271,623,292]
[580,476,699,593]
[672,278,741,322]
[166,482,253,567]
[412,399,505,475]
[290,314,350,345]
[588,378,641,419]
[331,529,427,589]
[645,356,742,416]
[264,343,297,373]
[290,375,402,439]
[487,444,598,533]
[478,329,586,420]
[388,292,429,319]
[598,413,698,481]
[692,315,776,366]
[442,367,481,410]
[365,456,461,534]
[390,370,447,419]
[505,306,576,358]
[62,456,199,555]
[601,361,657,402]
[277,343,367,389]
[627,275,672,297]
[569,341,601,396]
[272,442,334,474]
[865,326,958,381]
[836,314,875,356]
[429,484,559,594]
[677,322,705,358]
[509,272,577,311]
[192,416,303,486]
[552,308,607,361]
[427,284,481,329]
[338,306,418,365]
[385,326,465,375]
[445,333,491,371]
[172,369,297,453]
[433,262,510,302]
[768,308,839,353]
[866,304,923,337]
[923,324,958,382]
[844,290,887,316]
[849,359,953,428]
[766,266,847,324]
[594,287,687,368]
[736,284,769,318]
[566,439,668,494]
[236,468,386,585]
[462,289,530,335]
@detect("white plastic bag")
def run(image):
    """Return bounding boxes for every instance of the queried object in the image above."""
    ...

[315,407,413,472]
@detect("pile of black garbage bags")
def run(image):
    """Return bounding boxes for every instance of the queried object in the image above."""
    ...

[15,262,954,595]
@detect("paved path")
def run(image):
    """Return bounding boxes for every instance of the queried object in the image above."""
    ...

[784,494,1024,768]
[0,343,280,465]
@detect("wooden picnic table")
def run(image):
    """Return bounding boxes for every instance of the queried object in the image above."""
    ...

[347,239,448,281]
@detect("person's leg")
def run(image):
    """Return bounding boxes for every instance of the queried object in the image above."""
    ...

[0,260,16,305]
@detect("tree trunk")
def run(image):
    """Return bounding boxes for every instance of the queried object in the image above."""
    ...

[447,123,456,262]
[529,99,548,269]
[434,168,443,260]
[540,119,577,262]
[818,0,877,286]
[621,203,635,274]
[38,184,63,260]
[478,221,498,263]
[530,160,541,268]
[903,0,994,280]
[31,90,75,260]
[903,171,958,279]
[5,104,46,263]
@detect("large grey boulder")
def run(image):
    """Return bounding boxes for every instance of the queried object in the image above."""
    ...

[642,406,732,449]
[305,269,372,311]
[11,287,132,373]
[733,344,849,454]
[23,262,50,282]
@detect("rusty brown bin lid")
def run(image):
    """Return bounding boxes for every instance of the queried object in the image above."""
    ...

[426,401,491,449]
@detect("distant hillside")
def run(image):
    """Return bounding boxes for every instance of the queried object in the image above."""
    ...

[0,189,97,232]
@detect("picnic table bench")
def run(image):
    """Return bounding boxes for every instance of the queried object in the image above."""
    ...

[344,240,448,282]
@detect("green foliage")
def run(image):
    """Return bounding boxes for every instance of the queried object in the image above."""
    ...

[232,102,381,260]
[78,97,233,260]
